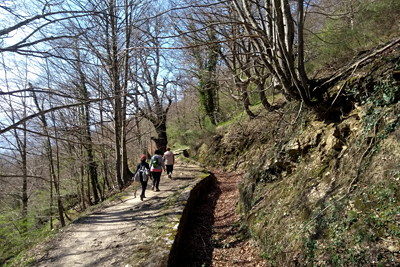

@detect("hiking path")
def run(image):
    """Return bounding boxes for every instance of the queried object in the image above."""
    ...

[31,158,204,267]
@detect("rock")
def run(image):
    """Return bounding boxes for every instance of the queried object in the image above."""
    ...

[182,149,189,157]
[326,132,343,151]
[388,245,400,253]
[286,139,302,158]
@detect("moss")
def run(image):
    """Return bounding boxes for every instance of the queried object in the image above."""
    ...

[328,81,346,97]
[354,196,367,211]
[301,206,313,221]
[347,210,358,223]
[168,234,176,241]
[127,243,152,265]
[312,164,329,178]
[348,76,360,86]
[196,172,211,179]
[388,223,400,232]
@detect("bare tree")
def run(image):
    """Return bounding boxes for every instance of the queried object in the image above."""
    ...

[171,0,316,109]
[31,84,65,228]
[73,45,101,204]
[63,0,141,190]
[130,48,173,152]
[0,0,100,57]
[171,8,222,124]
[1,54,30,232]
[227,0,312,104]
[218,31,257,118]
[128,3,174,153]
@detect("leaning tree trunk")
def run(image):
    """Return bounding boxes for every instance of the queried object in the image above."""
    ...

[235,79,256,119]
[257,81,273,111]
[152,123,168,154]
[241,88,256,119]
[231,0,312,105]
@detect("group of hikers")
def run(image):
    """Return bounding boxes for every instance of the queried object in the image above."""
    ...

[132,147,175,201]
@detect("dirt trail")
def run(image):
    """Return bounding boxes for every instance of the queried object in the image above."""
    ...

[32,159,204,267]
[177,169,268,267]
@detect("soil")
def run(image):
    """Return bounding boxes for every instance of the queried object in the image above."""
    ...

[29,160,267,267]
[177,168,268,267]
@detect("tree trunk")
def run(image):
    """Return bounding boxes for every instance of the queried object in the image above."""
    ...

[121,0,131,185]
[297,0,309,94]
[241,87,256,119]
[51,109,66,227]
[21,126,27,232]
[80,163,86,210]
[109,0,123,190]
[32,85,65,228]
[83,98,100,204]
[152,123,168,154]
[257,81,273,111]
[87,170,92,206]
[75,47,101,204]
[99,100,112,191]
[231,0,312,105]
[19,115,28,233]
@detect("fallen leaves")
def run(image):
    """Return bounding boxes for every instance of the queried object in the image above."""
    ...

[177,168,269,266]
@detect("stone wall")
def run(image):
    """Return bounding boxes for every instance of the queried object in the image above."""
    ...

[167,172,215,266]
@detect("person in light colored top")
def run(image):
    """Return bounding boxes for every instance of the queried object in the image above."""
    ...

[150,150,166,191]
[163,147,175,179]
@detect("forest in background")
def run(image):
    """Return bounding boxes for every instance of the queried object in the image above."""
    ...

[1,0,399,265]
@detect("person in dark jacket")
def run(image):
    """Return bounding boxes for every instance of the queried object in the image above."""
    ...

[135,155,151,201]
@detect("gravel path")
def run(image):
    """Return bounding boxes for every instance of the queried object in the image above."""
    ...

[32,159,204,267]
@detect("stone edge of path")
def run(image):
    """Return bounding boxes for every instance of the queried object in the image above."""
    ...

[139,165,215,267]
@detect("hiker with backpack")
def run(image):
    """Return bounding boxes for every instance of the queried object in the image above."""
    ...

[150,150,166,192]
[133,155,151,201]
[163,147,175,179]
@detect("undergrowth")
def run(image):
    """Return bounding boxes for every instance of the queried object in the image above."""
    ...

[235,82,400,266]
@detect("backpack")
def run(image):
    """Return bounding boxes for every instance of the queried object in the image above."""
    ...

[151,157,159,168]
[135,163,149,182]
[139,164,146,174]
[138,165,144,179]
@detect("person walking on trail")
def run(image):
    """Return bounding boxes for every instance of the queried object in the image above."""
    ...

[133,155,151,201]
[163,147,175,179]
[150,150,165,192]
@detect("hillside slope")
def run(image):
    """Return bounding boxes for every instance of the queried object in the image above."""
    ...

[196,39,400,266]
